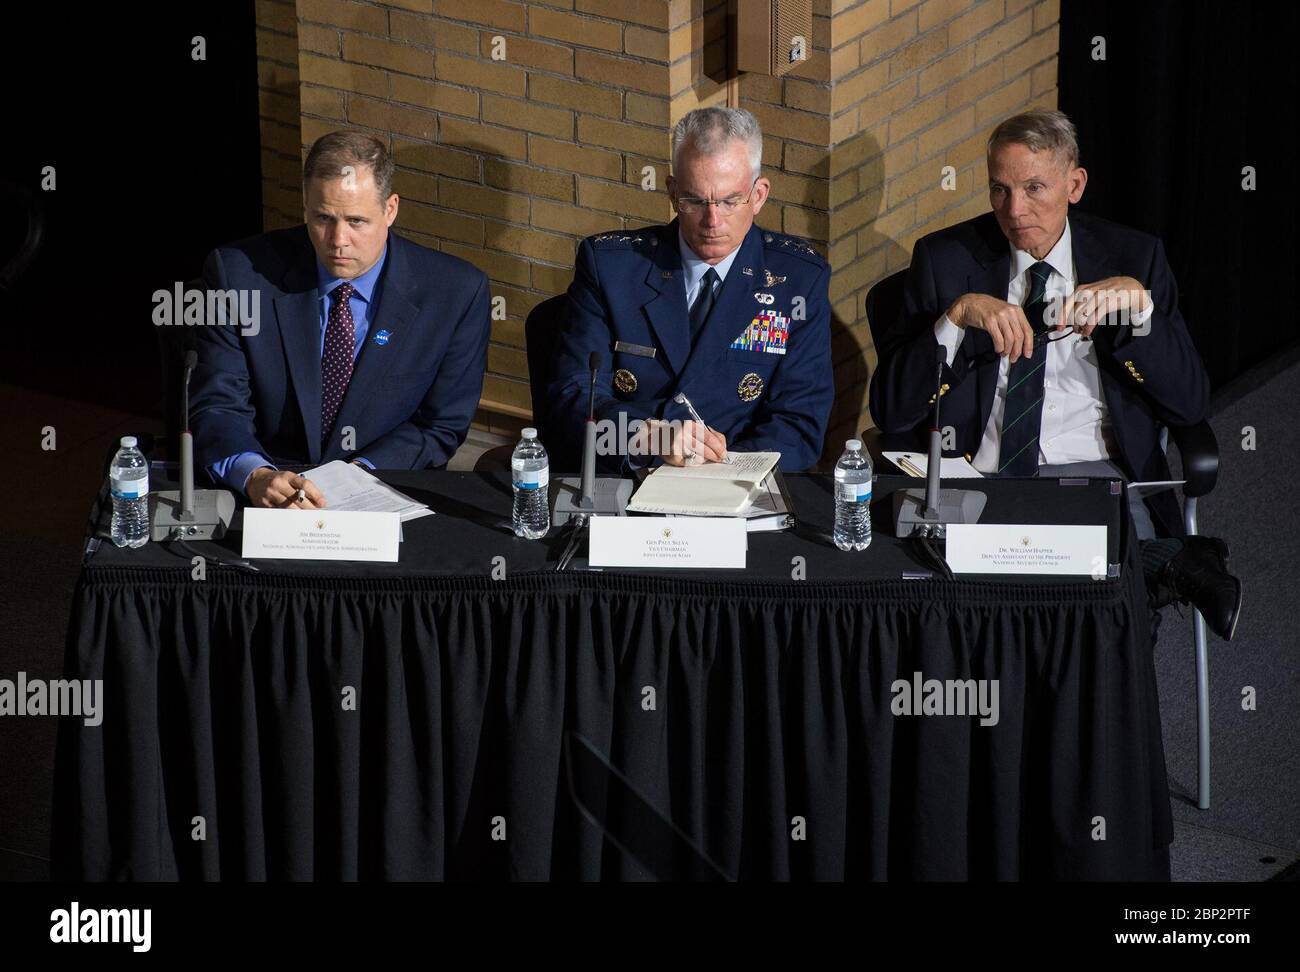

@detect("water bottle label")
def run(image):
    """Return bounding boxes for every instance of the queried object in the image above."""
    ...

[111,475,149,500]
[835,481,871,503]
[512,468,548,490]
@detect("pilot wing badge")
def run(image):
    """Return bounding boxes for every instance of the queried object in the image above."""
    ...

[729,309,789,355]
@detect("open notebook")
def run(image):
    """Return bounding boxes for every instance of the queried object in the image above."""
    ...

[626,452,782,516]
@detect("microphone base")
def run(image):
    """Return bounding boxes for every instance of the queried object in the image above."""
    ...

[551,477,633,526]
[151,489,236,542]
[893,487,986,539]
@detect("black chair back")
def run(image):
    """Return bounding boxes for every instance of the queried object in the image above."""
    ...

[863,268,908,352]
[0,180,44,296]
[524,293,570,444]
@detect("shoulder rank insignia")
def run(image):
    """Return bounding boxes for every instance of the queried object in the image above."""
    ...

[778,236,820,258]
[592,233,644,245]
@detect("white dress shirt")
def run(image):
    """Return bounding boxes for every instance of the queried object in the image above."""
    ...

[933,218,1154,473]
[679,229,740,310]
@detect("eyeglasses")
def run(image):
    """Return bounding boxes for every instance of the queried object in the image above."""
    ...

[972,325,1080,366]
[674,179,759,215]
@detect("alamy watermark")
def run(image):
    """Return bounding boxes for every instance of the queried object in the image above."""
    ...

[50,902,150,952]
[0,672,102,726]
[891,672,1000,727]
[152,282,260,336]
[1044,288,1153,336]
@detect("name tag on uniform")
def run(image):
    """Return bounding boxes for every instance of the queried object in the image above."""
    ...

[613,341,657,358]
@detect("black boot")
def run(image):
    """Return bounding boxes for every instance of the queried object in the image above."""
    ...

[1157,536,1242,641]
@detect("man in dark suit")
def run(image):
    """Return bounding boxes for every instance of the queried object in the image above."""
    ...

[191,131,490,508]
[549,107,833,473]
[870,109,1241,639]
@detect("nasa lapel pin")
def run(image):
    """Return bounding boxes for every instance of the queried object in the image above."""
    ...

[373,328,392,346]
[614,368,638,394]
[738,372,764,402]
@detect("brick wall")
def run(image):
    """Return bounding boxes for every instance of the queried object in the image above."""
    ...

[253,0,1059,456]
[256,0,305,230]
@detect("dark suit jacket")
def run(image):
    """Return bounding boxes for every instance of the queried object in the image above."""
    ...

[191,225,490,474]
[549,219,834,472]
[869,210,1210,536]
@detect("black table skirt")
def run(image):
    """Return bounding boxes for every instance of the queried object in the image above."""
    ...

[53,474,1172,880]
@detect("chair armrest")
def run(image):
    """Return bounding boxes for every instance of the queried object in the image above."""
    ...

[471,443,516,472]
[1167,420,1219,498]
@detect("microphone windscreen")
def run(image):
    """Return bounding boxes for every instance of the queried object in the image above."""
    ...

[184,349,199,370]
[935,344,947,365]
[589,351,602,372]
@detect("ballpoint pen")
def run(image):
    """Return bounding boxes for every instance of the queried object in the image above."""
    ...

[672,392,730,464]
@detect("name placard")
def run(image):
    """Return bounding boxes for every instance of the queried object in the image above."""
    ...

[589,516,747,569]
[945,524,1107,577]
[242,509,400,562]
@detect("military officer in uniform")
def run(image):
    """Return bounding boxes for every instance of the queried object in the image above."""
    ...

[549,107,833,472]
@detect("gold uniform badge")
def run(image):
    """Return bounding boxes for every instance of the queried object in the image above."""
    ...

[737,372,764,402]
[614,368,638,393]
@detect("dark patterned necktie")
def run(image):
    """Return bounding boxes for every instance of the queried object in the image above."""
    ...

[996,261,1054,476]
[321,281,357,444]
[689,267,719,343]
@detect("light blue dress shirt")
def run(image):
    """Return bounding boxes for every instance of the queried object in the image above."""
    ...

[678,229,740,309]
[207,246,388,493]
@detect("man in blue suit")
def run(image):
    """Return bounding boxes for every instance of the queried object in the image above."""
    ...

[549,107,833,472]
[191,132,490,508]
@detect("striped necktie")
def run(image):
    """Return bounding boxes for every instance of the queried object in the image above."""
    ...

[995,260,1054,476]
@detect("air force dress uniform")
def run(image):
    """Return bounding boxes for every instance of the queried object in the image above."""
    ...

[549,219,834,471]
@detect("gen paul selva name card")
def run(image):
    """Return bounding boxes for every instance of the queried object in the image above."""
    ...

[589,516,747,569]
[944,523,1108,577]
[242,509,400,562]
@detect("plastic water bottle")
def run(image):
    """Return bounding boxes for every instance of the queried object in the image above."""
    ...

[511,427,550,539]
[833,438,872,551]
[109,435,150,548]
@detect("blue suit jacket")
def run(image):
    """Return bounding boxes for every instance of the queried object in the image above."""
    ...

[549,220,833,472]
[869,210,1210,536]
[191,225,490,474]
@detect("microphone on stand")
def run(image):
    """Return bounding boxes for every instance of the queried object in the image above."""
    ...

[581,351,599,507]
[150,349,235,541]
[552,350,633,530]
[893,344,986,546]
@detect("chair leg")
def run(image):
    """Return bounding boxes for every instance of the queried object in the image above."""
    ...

[1194,610,1211,810]
[1184,496,1211,810]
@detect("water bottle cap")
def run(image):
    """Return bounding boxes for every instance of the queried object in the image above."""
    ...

[845,438,862,451]
[521,428,537,440]
[120,436,138,448]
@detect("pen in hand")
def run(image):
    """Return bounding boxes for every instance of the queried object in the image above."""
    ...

[672,392,730,464]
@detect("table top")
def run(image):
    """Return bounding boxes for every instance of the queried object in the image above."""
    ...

[81,471,1131,598]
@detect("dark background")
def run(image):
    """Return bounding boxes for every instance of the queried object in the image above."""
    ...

[1059,0,1299,387]
[0,0,1295,422]
[0,1,263,417]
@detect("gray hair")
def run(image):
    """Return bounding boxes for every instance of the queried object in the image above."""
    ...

[987,108,1080,170]
[671,107,764,183]
[303,131,395,204]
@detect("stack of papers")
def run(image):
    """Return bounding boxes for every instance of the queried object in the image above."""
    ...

[302,461,434,522]
[626,452,781,516]
[884,451,983,478]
